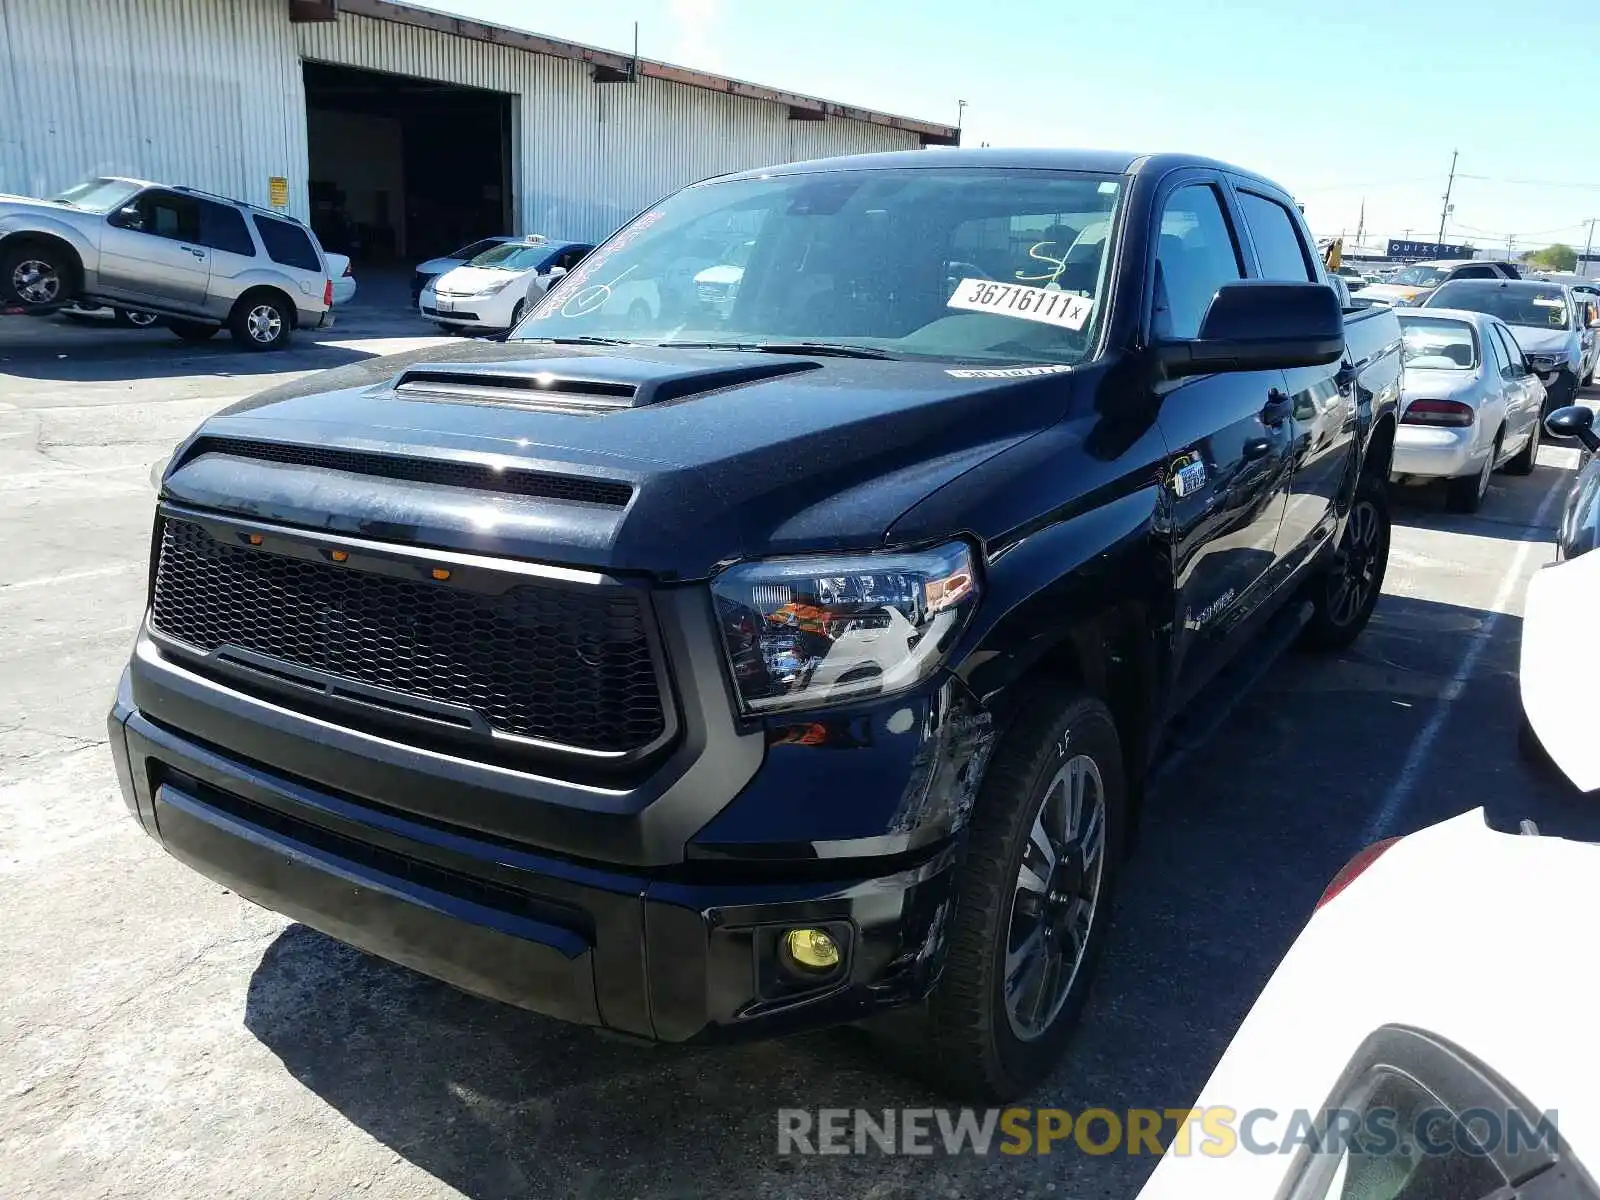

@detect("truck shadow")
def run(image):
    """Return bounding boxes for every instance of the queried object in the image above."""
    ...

[241,591,1591,1200]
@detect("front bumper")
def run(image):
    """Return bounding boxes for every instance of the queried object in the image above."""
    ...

[420,290,514,330]
[1391,423,1483,479]
[109,606,989,1039]
[1535,367,1579,408]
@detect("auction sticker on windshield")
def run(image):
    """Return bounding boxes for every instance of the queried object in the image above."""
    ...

[948,279,1093,330]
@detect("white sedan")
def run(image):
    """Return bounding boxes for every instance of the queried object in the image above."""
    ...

[326,252,356,306]
[420,237,592,335]
[1390,308,1546,513]
[1138,808,1600,1200]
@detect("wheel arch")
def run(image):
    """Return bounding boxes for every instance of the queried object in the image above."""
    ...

[1,229,85,289]
[229,284,298,329]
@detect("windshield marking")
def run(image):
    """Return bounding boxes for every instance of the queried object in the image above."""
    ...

[529,211,665,321]
[946,364,1074,379]
[947,278,1093,330]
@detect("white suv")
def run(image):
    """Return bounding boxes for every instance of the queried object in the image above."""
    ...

[0,176,332,350]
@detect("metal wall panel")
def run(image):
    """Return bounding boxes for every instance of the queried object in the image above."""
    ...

[2,0,920,238]
[0,0,305,214]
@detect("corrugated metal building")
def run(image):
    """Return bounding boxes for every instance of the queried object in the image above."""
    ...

[0,0,956,255]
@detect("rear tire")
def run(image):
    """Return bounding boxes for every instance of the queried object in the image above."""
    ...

[1446,433,1499,514]
[889,687,1125,1100]
[229,292,293,351]
[166,319,219,343]
[1504,418,1540,476]
[1302,473,1390,652]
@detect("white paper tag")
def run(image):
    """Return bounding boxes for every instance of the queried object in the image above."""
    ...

[1533,297,1565,307]
[945,364,1073,379]
[947,279,1093,330]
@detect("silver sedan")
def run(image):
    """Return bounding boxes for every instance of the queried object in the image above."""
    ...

[1390,308,1546,513]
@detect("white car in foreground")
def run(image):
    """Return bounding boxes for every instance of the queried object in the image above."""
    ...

[1139,808,1600,1199]
[420,237,591,335]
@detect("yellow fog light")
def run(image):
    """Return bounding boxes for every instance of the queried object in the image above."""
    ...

[783,928,841,972]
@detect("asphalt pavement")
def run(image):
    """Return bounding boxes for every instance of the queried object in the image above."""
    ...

[1,306,1593,1199]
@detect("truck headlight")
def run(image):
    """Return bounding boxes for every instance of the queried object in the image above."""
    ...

[710,542,979,714]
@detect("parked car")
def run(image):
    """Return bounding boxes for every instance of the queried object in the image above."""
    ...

[120,148,1400,1099]
[1389,309,1545,512]
[410,236,518,303]
[1359,258,1520,307]
[419,236,592,335]
[1332,264,1367,290]
[58,302,161,328]
[326,252,356,306]
[1519,404,1600,791]
[1420,278,1595,409]
[0,175,333,350]
[1137,808,1600,1200]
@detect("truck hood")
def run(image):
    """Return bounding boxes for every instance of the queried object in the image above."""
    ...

[165,341,1072,579]
[1358,283,1427,304]
[0,193,84,217]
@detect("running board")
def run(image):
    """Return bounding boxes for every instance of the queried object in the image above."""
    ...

[1154,598,1313,775]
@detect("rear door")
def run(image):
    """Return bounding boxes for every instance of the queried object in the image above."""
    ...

[1232,183,1353,562]
[1153,176,1295,701]
[1490,320,1543,444]
[197,200,259,316]
[97,188,210,308]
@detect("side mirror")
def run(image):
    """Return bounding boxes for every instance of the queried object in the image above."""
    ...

[546,266,568,281]
[108,204,142,230]
[1157,281,1345,378]
[1546,404,1600,451]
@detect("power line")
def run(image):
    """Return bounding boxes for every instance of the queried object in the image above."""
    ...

[1455,173,1600,190]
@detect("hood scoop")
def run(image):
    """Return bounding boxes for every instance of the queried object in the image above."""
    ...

[391,354,820,412]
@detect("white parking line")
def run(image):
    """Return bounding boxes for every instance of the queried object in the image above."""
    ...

[0,563,139,593]
[1360,471,1568,845]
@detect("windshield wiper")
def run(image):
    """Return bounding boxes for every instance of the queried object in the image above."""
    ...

[519,335,637,346]
[658,340,897,359]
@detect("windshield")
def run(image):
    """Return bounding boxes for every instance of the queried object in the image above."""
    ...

[1389,264,1449,287]
[468,242,550,271]
[1427,281,1573,329]
[1398,315,1478,369]
[50,178,141,213]
[514,167,1125,364]
[450,237,507,259]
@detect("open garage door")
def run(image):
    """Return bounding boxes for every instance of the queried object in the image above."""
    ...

[303,62,512,265]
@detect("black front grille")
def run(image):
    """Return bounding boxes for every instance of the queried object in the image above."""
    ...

[422,305,478,321]
[186,438,634,507]
[149,518,668,756]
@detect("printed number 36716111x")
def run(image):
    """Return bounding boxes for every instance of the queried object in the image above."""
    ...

[947,278,1094,331]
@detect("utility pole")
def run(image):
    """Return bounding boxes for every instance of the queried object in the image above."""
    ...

[957,100,967,135]
[1583,218,1597,279]
[1355,198,1365,247]
[1437,150,1458,246]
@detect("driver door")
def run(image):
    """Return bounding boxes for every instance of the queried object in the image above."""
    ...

[97,189,211,308]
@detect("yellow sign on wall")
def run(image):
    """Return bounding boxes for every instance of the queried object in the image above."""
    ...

[268,177,288,207]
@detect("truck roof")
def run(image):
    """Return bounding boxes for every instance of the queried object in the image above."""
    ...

[709,147,1291,192]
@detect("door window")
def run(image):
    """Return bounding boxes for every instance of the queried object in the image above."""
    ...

[1452,265,1498,280]
[199,201,255,256]
[251,215,322,271]
[1237,191,1315,282]
[1491,324,1528,376]
[1482,322,1512,378]
[1154,184,1244,339]
[132,191,201,242]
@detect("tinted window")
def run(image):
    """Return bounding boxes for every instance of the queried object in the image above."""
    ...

[251,215,322,272]
[1155,184,1243,339]
[1238,191,1314,282]
[135,190,200,242]
[1425,281,1573,328]
[1451,265,1497,280]
[199,201,254,256]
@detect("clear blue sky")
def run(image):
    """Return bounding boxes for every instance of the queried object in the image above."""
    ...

[422,0,1600,255]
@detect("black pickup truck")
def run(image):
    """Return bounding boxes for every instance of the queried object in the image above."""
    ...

[110,149,1401,1098]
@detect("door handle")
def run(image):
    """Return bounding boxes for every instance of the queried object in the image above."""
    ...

[180,245,205,258]
[1261,389,1293,426]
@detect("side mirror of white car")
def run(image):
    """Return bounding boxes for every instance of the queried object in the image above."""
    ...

[547,266,568,281]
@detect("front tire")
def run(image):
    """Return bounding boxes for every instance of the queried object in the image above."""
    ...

[1302,473,1390,651]
[2,240,77,310]
[229,293,293,351]
[914,688,1125,1100]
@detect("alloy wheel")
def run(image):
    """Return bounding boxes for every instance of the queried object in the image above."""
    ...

[11,259,61,305]
[1328,496,1383,627]
[1003,754,1107,1041]
[246,304,282,343]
